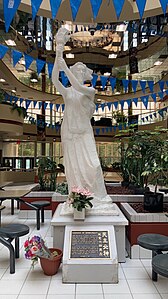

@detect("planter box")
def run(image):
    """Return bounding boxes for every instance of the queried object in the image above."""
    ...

[120,202,168,259]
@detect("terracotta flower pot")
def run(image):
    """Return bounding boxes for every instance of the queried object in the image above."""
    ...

[40,248,63,276]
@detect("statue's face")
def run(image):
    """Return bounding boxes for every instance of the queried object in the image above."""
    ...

[73,64,93,82]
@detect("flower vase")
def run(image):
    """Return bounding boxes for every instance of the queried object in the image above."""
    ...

[40,248,63,276]
[73,208,85,221]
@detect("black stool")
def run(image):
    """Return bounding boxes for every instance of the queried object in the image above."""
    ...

[152,254,168,280]
[31,200,50,230]
[137,233,168,281]
[0,223,29,274]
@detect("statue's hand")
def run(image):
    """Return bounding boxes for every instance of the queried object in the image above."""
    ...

[55,27,70,46]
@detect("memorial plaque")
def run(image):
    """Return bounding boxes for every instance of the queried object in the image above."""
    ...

[70,231,110,259]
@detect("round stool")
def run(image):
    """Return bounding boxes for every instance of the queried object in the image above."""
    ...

[137,233,168,281]
[31,200,50,230]
[152,254,168,279]
[0,223,29,274]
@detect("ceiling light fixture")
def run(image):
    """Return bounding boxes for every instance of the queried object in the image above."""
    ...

[66,53,75,58]
[154,60,163,66]
[108,53,117,59]
[5,39,16,46]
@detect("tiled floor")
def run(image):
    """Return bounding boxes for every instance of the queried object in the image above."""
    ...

[0,199,168,299]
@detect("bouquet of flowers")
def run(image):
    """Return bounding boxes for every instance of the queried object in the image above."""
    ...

[68,187,93,211]
[24,235,58,267]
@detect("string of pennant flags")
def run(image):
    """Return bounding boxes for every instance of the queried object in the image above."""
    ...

[3,89,168,135]
[3,0,168,33]
[0,43,168,96]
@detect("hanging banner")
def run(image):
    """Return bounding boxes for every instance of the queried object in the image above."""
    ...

[109,77,116,92]
[33,101,37,108]
[0,45,8,59]
[132,97,138,106]
[100,76,108,90]
[49,0,62,19]
[56,104,60,111]
[140,80,146,93]
[122,79,129,93]
[140,95,149,109]
[69,0,82,21]
[113,102,118,109]
[120,100,125,109]
[60,71,69,87]
[112,0,125,19]
[159,0,168,15]
[30,0,43,19]
[158,91,164,100]
[36,59,45,75]
[101,103,105,112]
[48,63,53,78]
[107,102,112,111]
[126,99,131,108]
[147,80,154,93]
[12,49,22,67]
[24,54,34,71]
[151,93,157,102]
[3,0,21,32]
[135,0,147,19]
[159,80,164,92]
[91,74,98,87]
[90,0,102,19]
[37,114,46,141]
[131,80,138,93]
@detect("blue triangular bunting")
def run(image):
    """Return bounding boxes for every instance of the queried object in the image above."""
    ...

[62,104,65,112]
[151,93,157,102]
[20,98,24,105]
[132,97,138,106]
[102,128,105,133]
[30,0,43,19]
[60,71,69,87]
[43,102,48,110]
[113,101,118,109]
[122,79,129,93]
[147,80,154,93]
[120,100,125,109]
[38,102,42,109]
[106,128,109,133]
[24,54,34,71]
[159,0,168,14]
[91,73,98,87]
[0,44,8,59]
[140,95,149,109]
[158,110,164,117]
[95,128,100,135]
[149,114,153,119]
[100,76,108,90]
[12,50,22,67]
[107,102,112,111]
[131,80,138,93]
[140,80,146,93]
[90,0,102,19]
[26,100,31,110]
[109,77,116,92]
[69,0,82,21]
[153,112,157,118]
[135,0,147,19]
[49,0,62,19]
[96,104,99,112]
[3,0,21,32]
[50,103,53,111]
[56,104,60,111]
[112,0,125,19]
[126,99,131,108]
[101,103,105,112]
[158,91,164,99]
[146,116,149,121]
[159,80,164,92]
[48,63,53,78]
[33,101,37,108]
[36,59,45,75]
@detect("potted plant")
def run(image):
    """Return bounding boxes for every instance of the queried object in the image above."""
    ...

[37,157,58,191]
[68,187,93,220]
[118,127,168,211]
[24,235,63,275]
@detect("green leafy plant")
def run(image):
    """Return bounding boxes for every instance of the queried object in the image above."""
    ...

[56,182,68,195]
[38,157,58,191]
[113,110,127,125]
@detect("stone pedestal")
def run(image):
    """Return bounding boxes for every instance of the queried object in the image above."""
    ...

[51,203,128,262]
[62,225,118,283]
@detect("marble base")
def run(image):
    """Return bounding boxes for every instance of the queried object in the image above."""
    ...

[51,203,128,262]
[62,225,118,283]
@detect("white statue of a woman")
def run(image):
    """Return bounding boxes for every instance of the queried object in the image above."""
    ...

[52,28,118,215]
